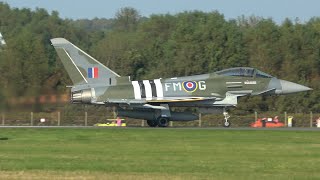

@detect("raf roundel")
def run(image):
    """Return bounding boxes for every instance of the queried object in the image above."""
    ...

[182,81,198,92]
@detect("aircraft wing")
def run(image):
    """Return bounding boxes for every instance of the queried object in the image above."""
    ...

[101,97,217,110]
[102,97,216,104]
[146,97,217,103]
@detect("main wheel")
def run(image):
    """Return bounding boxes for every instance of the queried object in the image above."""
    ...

[147,120,158,127]
[223,121,231,127]
[158,117,169,127]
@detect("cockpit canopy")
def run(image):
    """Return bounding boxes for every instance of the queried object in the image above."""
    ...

[215,67,273,78]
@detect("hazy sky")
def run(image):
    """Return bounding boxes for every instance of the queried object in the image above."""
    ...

[3,0,320,23]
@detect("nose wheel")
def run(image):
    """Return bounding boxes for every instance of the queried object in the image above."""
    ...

[223,111,231,127]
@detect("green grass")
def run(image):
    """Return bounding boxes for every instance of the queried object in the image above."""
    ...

[0,128,320,179]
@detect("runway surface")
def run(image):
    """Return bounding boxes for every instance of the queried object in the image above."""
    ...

[0,126,320,131]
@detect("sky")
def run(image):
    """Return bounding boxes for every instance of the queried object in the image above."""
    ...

[3,0,320,24]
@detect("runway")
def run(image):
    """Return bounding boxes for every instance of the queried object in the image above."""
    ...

[0,126,320,131]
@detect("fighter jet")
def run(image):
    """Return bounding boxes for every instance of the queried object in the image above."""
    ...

[51,38,312,127]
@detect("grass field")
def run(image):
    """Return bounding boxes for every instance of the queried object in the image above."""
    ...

[0,128,320,179]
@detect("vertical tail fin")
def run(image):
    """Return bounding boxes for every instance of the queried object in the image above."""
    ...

[51,38,120,85]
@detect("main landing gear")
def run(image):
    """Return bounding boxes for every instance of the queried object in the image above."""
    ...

[147,104,170,128]
[146,120,159,127]
[157,117,169,127]
[223,109,231,127]
[146,117,169,127]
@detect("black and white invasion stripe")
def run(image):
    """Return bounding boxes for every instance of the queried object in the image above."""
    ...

[131,79,163,100]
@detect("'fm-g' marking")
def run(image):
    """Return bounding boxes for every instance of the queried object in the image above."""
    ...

[165,81,206,92]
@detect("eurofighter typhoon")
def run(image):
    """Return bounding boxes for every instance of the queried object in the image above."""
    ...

[51,38,312,127]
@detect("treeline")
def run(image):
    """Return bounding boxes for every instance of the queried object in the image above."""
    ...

[0,3,319,113]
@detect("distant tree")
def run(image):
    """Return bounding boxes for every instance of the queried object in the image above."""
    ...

[114,7,141,31]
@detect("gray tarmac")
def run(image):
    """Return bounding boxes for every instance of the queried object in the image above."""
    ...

[0,126,320,131]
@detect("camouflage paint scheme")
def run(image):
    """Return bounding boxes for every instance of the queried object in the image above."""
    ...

[51,38,311,127]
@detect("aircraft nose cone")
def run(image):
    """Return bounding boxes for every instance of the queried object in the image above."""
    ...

[278,79,312,94]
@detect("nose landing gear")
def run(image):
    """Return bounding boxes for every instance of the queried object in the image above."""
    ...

[223,110,231,127]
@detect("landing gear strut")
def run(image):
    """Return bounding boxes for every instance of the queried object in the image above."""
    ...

[223,110,231,127]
